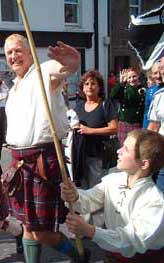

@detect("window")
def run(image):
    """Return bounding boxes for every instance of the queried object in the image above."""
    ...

[0,0,19,22]
[0,57,9,71]
[129,0,141,17]
[114,56,130,74]
[64,0,79,24]
[0,56,15,88]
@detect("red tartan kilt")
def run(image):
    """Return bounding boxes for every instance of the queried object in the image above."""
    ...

[0,181,9,220]
[9,144,68,232]
[105,249,164,263]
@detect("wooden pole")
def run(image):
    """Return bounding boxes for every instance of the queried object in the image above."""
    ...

[17,0,84,256]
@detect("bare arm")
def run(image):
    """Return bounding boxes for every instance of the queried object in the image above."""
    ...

[78,119,118,136]
[48,41,80,73]
[46,41,80,89]
[41,41,80,89]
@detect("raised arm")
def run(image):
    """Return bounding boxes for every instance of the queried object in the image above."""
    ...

[46,41,80,89]
[48,41,80,74]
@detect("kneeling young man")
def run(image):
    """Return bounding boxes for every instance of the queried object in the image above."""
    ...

[61,129,164,263]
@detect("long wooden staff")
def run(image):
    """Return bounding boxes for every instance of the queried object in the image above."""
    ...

[17,0,84,257]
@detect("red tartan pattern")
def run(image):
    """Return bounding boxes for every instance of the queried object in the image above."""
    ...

[9,143,68,232]
[105,249,164,263]
[0,181,9,220]
[118,121,141,146]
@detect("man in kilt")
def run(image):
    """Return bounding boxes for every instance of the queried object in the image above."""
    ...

[3,33,81,262]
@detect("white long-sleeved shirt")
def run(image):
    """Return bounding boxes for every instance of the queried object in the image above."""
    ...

[71,172,164,257]
[6,61,69,147]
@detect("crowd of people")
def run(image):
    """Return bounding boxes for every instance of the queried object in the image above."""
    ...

[0,29,164,263]
[62,55,164,263]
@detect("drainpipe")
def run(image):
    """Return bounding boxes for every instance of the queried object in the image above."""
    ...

[94,0,99,69]
[109,0,112,70]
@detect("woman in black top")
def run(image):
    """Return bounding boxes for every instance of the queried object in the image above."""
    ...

[72,69,118,189]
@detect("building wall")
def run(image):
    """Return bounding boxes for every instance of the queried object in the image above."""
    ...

[0,1,91,89]
[142,0,164,12]
[1,1,162,95]
[111,1,132,72]
[98,0,109,93]
[110,0,164,74]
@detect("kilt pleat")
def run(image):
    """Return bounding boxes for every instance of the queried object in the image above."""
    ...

[9,143,68,232]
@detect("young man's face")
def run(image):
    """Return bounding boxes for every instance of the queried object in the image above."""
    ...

[117,136,141,174]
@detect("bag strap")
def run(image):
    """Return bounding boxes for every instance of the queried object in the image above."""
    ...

[102,100,118,140]
[102,100,107,123]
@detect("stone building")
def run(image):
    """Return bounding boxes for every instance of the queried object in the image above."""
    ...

[110,0,164,73]
[0,0,163,98]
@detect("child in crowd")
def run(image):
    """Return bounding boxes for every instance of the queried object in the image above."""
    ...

[61,129,164,263]
[111,67,145,145]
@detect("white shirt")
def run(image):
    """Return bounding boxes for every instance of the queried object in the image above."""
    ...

[6,62,69,147]
[66,108,79,129]
[148,88,164,135]
[71,172,164,257]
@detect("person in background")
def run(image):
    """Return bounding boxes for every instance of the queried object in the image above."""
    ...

[0,78,23,254]
[108,70,117,92]
[3,33,83,263]
[72,69,118,227]
[61,129,164,263]
[0,79,9,175]
[62,80,70,109]
[73,69,118,189]
[146,71,154,88]
[111,67,145,145]
[143,61,162,128]
[65,107,80,181]
[148,56,164,193]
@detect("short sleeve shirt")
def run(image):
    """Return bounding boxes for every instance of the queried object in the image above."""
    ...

[74,99,118,157]
[148,87,164,135]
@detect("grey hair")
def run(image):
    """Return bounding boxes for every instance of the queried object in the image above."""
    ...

[4,34,30,50]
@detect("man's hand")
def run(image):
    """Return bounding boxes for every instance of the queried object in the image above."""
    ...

[60,178,79,203]
[48,41,81,74]
[66,213,95,238]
